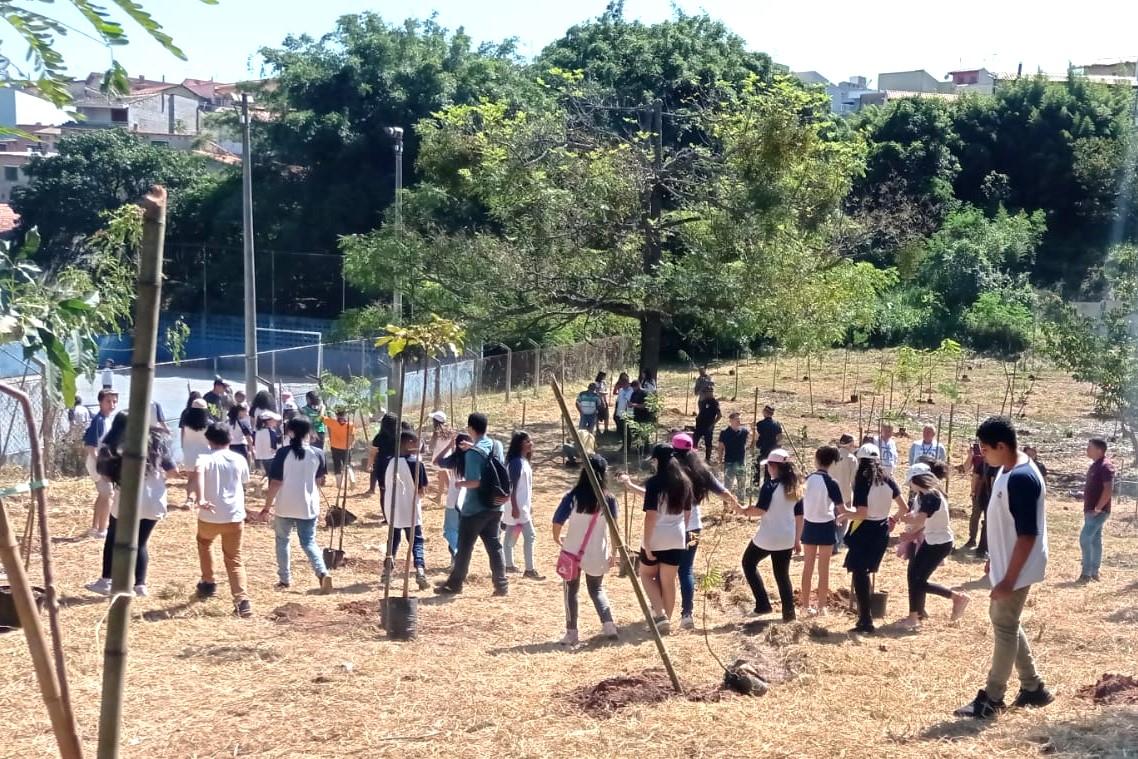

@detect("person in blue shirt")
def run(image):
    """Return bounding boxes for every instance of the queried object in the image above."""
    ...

[435,412,509,596]
[83,388,118,538]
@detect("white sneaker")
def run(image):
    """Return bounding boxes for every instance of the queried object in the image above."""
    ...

[133,585,148,598]
[602,621,619,640]
[86,528,107,540]
[680,615,695,630]
[654,615,671,635]
[559,630,579,646]
[86,578,112,596]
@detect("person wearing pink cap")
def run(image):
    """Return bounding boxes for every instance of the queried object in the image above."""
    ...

[671,432,739,629]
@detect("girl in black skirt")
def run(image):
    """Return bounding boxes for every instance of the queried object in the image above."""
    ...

[844,443,908,634]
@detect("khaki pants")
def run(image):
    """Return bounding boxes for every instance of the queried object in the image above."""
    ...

[985,585,1043,702]
[196,520,248,602]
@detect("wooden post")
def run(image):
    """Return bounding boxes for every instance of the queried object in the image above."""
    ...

[521,400,527,429]
[858,394,864,443]
[840,348,849,403]
[852,350,862,402]
[98,186,166,759]
[946,403,956,496]
[550,381,682,693]
[807,354,814,416]
[505,348,512,403]
[771,353,777,393]
[888,372,895,414]
[382,362,409,630]
[685,368,692,417]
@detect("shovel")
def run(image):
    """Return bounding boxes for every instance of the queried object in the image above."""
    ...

[322,470,349,569]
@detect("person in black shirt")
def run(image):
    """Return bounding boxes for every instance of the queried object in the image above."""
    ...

[693,386,721,463]
[753,405,783,485]
[717,412,749,501]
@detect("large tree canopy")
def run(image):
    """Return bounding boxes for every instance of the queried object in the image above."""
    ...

[342,75,889,371]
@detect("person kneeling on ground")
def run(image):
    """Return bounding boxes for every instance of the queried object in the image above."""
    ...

[384,429,431,590]
[195,422,254,617]
[552,454,620,646]
[260,416,334,595]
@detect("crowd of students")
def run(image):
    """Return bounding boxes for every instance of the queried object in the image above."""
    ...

[71,363,1125,721]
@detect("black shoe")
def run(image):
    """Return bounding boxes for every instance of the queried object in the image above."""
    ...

[234,599,253,618]
[753,605,774,616]
[492,586,509,597]
[434,583,461,595]
[522,570,545,581]
[196,581,217,599]
[504,565,520,574]
[850,621,876,635]
[954,689,1007,719]
[1013,684,1054,709]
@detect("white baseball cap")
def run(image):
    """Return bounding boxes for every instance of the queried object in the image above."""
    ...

[191,398,208,409]
[907,463,933,482]
[856,443,881,460]
[258,410,282,421]
[760,448,790,467]
[429,411,447,424]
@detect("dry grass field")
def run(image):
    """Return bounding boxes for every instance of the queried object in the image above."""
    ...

[1,350,1137,758]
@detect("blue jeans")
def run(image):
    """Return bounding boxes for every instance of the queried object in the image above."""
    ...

[1080,510,1109,577]
[678,530,701,617]
[390,525,426,570]
[579,413,597,432]
[503,520,536,572]
[273,516,327,584]
[443,508,460,557]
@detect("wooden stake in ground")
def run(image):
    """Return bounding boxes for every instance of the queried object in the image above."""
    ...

[550,381,682,693]
[945,403,956,496]
[98,186,167,759]
[840,348,849,402]
[382,362,409,630]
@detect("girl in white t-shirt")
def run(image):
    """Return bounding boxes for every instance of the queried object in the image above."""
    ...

[384,430,431,590]
[254,412,282,474]
[552,455,620,646]
[179,397,211,508]
[85,413,176,598]
[798,446,845,616]
[434,432,471,563]
[502,432,543,579]
[899,461,970,631]
[740,449,802,622]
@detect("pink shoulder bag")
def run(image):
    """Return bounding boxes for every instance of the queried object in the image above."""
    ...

[556,506,602,582]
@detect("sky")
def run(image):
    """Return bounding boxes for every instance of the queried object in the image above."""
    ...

[3,0,1138,88]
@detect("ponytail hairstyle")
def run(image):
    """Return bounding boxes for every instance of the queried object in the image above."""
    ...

[769,459,802,501]
[915,455,949,481]
[856,457,885,486]
[678,449,717,504]
[452,432,472,478]
[910,473,945,494]
[286,416,311,459]
[571,454,609,514]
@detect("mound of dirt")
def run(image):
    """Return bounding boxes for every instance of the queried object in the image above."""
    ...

[1079,674,1138,705]
[338,600,374,617]
[344,557,383,574]
[571,669,721,718]
[269,602,319,624]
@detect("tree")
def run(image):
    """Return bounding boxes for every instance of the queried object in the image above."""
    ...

[11,130,219,268]
[0,0,217,108]
[343,74,889,372]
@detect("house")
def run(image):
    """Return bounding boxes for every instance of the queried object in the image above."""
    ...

[793,71,832,87]
[877,70,956,95]
[947,68,995,94]
[0,89,72,202]
[829,76,879,115]
[65,74,205,143]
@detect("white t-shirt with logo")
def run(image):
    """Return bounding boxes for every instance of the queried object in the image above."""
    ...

[987,455,1048,589]
[269,446,327,520]
[197,448,250,523]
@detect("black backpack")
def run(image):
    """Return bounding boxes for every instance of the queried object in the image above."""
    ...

[474,443,511,507]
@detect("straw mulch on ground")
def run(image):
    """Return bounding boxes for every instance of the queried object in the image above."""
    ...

[1,352,1136,757]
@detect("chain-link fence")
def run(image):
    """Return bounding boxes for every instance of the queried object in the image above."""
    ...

[0,345,67,478]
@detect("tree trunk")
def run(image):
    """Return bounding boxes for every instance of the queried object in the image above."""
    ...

[639,313,662,378]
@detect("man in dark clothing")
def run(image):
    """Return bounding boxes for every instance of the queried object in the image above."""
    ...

[717,412,749,501]
[753,405,783,485]
[202,378,232,420]
[1079,437,1114,583]
[693,386,721,463]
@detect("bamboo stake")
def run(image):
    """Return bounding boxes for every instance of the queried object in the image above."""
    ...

[807,354,814,416]
[521,400,527,429]
[771,353,777,393]
[946,403,956,496]
[551,381,682,693]
[417,354,429,451]
[98,186,166,759]
[0,496,82,758]
[852,350,862,402]
[840,348,849,403]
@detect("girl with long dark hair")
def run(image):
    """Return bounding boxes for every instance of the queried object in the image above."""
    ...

[672,434,739,629]
[86,412,176,597]
[741,449,803,622]
[435,431,472,562]
[799,446,845,616]
[620,444,693,634]
[227,403,255,461]
[259,416,334,594]
[369,413,399,499]
[503,431,543,579]
[180,396,211,509]
[552,454,620,645]
[843,443,908,634]
[899,461,970,631]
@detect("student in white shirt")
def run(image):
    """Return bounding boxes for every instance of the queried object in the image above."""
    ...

[260,416,334,595]
[673,434,740,629]
[434,432,471,564]
[254,411,282,474]
[620,444,693,634]
[426,410,453,500]
[877,423,899,477]
[180,397,211,509]
[552,455,620,646]
[798,446,845,616]
[85,413,176,598]
[195,422,253,617]
[830,434,858,554]
[740,449,802,622]
[384,430,431,590]
[955,417,1052,719]
[898,462,970,632]
[502,431,544,579]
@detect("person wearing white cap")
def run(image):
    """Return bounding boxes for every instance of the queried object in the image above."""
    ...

[740,448,802,622]
[254,410,283,476]
[426,410,453,500]
[843,442,908,634]
[179,395,211,509]
[898,461,970,631]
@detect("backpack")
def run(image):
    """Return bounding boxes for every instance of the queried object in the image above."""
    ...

[473,443,511,507]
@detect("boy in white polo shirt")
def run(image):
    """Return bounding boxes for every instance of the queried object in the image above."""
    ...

[955,416,1053,719]
[195,422,253,618]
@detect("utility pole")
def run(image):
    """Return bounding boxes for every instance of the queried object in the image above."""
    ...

[386,126,405,416]
[241,92,258,401]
